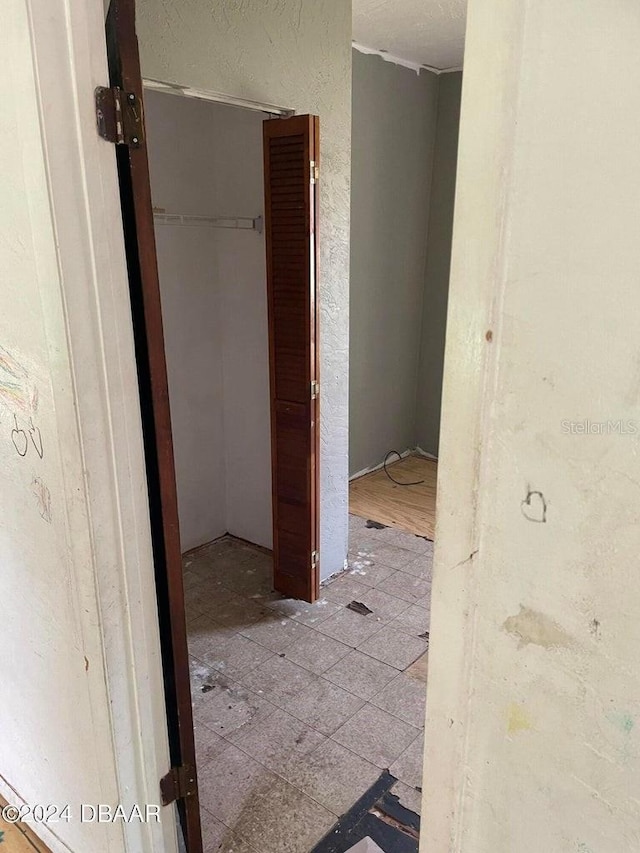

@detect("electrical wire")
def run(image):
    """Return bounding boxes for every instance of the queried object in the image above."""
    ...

[383,450,425,487]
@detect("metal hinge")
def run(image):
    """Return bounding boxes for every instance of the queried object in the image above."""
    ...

[95,86,144,147]
[310,160,319,184]
[311,550,319,570]
[311,379,319,399]
[160,764,197,806]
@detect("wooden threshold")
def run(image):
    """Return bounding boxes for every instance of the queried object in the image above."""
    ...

[349,454,437,539]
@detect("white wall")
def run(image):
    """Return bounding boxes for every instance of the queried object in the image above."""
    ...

[2,2,176,852]
[423,1,640,851]
[145,91,272,553]
[137,0,352,578]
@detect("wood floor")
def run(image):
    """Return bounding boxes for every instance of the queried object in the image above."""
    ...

[349,454,437,539]
[0,799,51,853]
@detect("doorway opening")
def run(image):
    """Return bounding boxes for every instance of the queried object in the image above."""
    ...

[142,83,424,853]
[108,0,462,848]
[347,55,462,551]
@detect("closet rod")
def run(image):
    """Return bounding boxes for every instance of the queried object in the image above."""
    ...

[153,210,264,233]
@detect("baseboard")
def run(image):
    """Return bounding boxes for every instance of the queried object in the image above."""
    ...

[182,532,273,560]
[225,532,273,556]
[414,446,438,462]
[349,448,414,482]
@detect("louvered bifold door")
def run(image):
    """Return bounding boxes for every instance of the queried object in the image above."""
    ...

[263,115,320,603]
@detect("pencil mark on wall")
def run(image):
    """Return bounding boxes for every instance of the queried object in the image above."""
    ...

[11,415,28,457]
[0,345,36,415]
[28,418,43,458]
[32,477,52,523]
[521,487,547,523]
[9,413,44,459]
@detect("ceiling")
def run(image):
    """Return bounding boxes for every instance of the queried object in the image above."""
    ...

[352,0,467,72]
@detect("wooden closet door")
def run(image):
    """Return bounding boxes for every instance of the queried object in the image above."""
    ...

[104,1,202,849]
[263,115,320,603]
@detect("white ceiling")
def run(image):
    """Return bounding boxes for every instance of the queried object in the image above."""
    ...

[353,0,467,72]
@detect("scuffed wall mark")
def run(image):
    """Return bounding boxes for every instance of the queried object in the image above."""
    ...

[84,656,89,672]
[571,772,618,812]
[450,549,478,571]
[521,487,547,523]
[590,618,602,640]
[503,605,574,650]
[507,702,533,735]
[583,741,617,765]
[485,329,493,342]
[606,710,635,736]
[32,477,52,523]
[577,843,595,853]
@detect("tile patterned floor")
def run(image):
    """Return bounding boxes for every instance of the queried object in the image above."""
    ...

[185,515,433,853]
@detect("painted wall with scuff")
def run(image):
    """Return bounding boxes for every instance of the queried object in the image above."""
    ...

[349,50,438,475]
[145,90,272,552]
[422,1,640,850]
[137,0,352,577]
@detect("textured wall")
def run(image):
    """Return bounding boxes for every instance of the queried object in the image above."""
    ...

[349,50,439,475]
[137,0,352,578]
[415,72,462,457]
[146,91,272,553]
[423,1,640,850]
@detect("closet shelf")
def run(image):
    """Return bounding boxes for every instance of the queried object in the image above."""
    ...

[153,210,263,233]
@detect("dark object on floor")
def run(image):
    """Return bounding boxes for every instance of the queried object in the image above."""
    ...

[311,770,420,853]
[365,519,387,529]
[418,632,430,647]
[383,450,425,487]
[347,600,374,616]
[201,684,214,693]
[415,533,434,543]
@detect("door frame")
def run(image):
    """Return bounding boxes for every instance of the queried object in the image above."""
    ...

[21,1,181,852]
[143,76,294,117]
